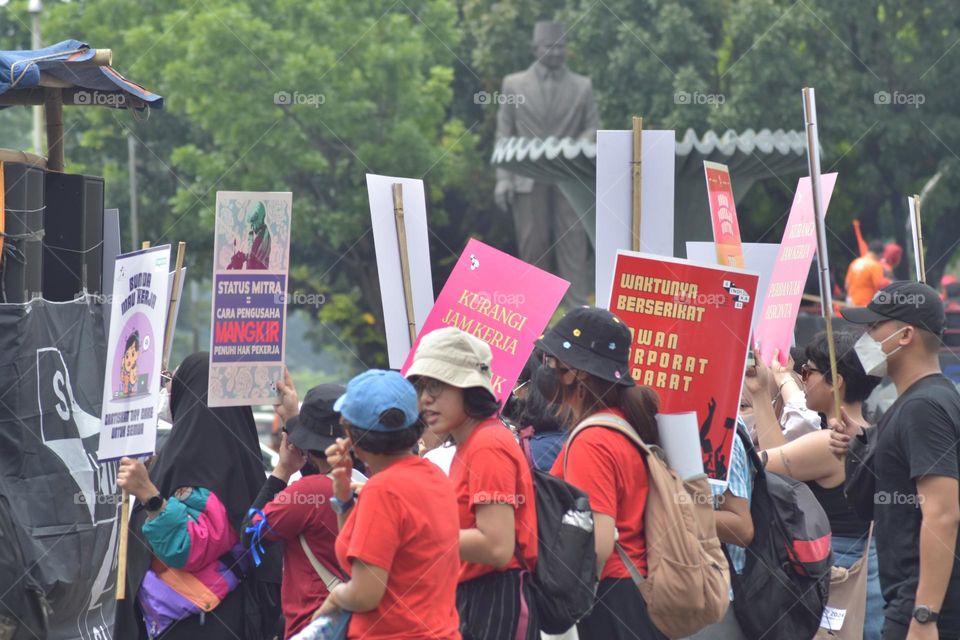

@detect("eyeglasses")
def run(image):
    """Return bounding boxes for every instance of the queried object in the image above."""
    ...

[800,364,822,382]
[542,355,570,374]
[413,377,448,399]
[160,370,173,388]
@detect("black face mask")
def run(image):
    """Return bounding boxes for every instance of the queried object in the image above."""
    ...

[534,365,561,403]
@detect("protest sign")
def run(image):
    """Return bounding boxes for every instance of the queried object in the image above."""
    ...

[609,251,758,484]
[686,241,780,335]
[596,129,675,306]
[367,174,434,369]
[209,191,292,407]
[703,161,745,268]
[401,238,568,403]
[97,245,170,462]
[753,174,837,366]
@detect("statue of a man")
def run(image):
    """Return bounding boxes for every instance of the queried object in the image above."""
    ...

[495,21,599,306]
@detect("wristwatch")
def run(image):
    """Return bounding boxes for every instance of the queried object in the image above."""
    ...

[144,494,164,513]
[329,493,356,515]
[913,605,939,624]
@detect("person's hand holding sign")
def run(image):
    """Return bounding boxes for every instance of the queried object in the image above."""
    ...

[828,407,866,459]
[744,345,786,448]
[274,367,299,423]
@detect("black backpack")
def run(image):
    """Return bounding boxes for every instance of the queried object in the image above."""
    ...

[730,428,832,640]
[520,459,598,633]
[0,495,50,640]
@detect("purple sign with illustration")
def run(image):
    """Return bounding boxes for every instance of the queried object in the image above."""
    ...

[208,191,292,406]
[98,245,171,462]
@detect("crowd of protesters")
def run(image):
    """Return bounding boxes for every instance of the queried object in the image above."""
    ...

[112,278,960,640]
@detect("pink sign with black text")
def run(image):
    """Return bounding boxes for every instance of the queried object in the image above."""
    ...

[401,238,569,402]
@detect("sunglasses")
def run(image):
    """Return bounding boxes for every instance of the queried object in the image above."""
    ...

[800,363,823,382]
[542,355,571,374]
[413,377,448,398]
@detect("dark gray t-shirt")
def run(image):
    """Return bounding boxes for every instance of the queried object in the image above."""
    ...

[875,373,960,630]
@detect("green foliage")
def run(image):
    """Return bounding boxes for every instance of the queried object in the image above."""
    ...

[3,0,960,377]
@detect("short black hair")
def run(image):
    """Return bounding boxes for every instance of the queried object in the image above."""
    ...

[463,387,500,419]
[125,330,140,352]
[804,330,881,403]
[344,408,425,455]
[869,240,885,255]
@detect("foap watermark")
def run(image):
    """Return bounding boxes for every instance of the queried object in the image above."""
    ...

[673,292,728,308]
[675,491,716,507]
[272,492,327,507]
[274,291,327,308]
[875,491,924,507]
[474,491,527,505]
[874,90,925,108]
[674,91,725,107]
[474,91,526,106]
[475,290,526,306]
[871,289,927,308]
[74,491,125,507]
[274,91,325,107]
[72,90,127,108]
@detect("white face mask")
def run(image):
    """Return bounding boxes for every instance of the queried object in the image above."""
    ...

[854,328,906,377]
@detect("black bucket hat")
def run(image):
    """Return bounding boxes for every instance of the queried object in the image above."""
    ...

[535,307,634,386]
[287,383,346,452]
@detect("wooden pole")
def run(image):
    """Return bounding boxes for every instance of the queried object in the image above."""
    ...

[631,116,643,252]
[44,89,64,172]
[162,242,186,371]
[913,194,926,283]
[392,184,417,346]
[802,87,842,420]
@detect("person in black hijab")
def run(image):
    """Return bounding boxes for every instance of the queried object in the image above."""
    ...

[115,352,281,639]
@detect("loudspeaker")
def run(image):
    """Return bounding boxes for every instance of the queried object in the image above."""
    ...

[1,162,45,303]
[43,172,104,301]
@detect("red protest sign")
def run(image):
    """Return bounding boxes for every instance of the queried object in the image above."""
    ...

[704,161,744,269]
[609,252,758,483]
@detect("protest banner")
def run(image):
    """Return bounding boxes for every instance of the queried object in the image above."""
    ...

[596,129,675,306]
[703,161,745,268]
[686,241,780,334]
[367,174,434,369]
[208,191,291,407]
[401,238,568,403]
[97,245,171,463]
[609,251,758,484]
[753,173,837,366]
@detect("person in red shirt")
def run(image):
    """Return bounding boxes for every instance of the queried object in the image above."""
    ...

[316,369,461,640]
[537,307,666,640]
[406,327,539,640]
[243,375,348,639]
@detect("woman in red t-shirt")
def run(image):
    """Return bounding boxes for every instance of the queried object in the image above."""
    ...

[406,327,539,640]
[538,307,667,640]
[315,369,461,640]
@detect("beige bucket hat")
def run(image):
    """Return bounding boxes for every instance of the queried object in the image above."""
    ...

[405,326,495,396]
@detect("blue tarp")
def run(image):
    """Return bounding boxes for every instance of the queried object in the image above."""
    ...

[0,39,163,110]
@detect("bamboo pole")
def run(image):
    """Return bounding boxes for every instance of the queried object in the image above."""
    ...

[802,87,842,421]
[392,184,417,346]
[631,117,643,252]
[162,242,186,371]
[913,194,926,283]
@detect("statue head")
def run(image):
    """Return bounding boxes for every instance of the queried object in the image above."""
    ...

[532,21,566,70]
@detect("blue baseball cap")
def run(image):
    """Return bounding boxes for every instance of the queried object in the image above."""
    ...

[333,369,420,432]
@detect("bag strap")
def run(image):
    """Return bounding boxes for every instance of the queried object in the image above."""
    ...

[564,412,649,587]
[518,426,535,470]
[298,535,342,591]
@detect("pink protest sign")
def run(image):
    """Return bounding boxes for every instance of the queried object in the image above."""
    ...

[754,173,838,365]
[401,238,569,402]
[704,161,745,268]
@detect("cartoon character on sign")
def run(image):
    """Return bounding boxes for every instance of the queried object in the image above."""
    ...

[227,201,272,270]
[119,330,141,396]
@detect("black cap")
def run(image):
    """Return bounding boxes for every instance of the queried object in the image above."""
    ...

[287,383,346,452]
[840,281,945,335]
[535,307,634,386]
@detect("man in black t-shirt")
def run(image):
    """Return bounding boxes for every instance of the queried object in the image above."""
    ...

[833,281,960,640]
